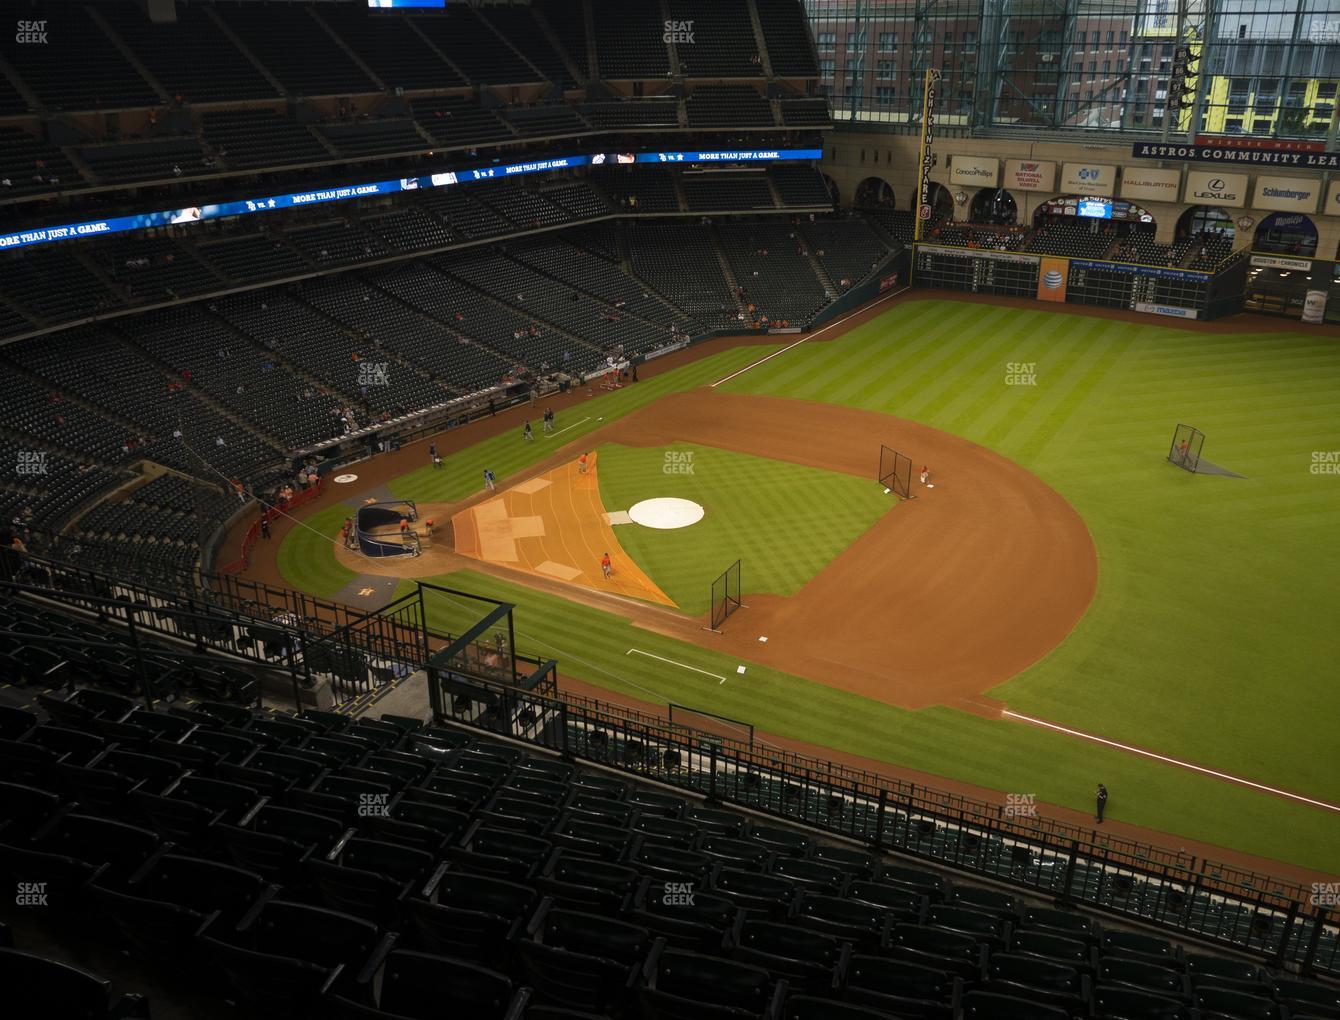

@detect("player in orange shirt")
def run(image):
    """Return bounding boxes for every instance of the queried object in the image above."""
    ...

[579,452,589,474]
[600,552,612,579]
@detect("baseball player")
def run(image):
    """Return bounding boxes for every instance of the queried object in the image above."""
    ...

[483,468,496,492]
[600,552,613,579]
[523,420,534,442]
[578,452,589,474]
[919,465,930,485]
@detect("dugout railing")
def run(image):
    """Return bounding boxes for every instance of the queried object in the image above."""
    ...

[431,671,1339,979]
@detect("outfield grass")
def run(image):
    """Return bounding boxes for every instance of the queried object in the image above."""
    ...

[276,301,1340,870]
[722,300,1340,813]
[594,442,891,614]
[275,504,358,598]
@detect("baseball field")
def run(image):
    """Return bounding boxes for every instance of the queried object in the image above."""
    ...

[270,296,1340,876]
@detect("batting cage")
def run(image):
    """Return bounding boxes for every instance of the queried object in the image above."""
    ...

[1168,424,1205,473]
[879,444,913,498]
[708,559,742,631]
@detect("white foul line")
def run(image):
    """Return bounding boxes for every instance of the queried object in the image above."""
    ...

[626,648,728,684]
[1003,710,1340,814]
[710,285,910,388]
[545,416,591,438]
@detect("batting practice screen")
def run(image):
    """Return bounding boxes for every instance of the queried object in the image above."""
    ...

[709,559,742,630]
[879,445,913,498]
[1168,424,1205,473]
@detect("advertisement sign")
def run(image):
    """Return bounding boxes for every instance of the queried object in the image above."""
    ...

[1301,290,1328,324]
[949,156,999,187]
[1071,259,1208,280]
[917,70,941,231]
[1060,163,1115,196]
[1078,199,1113,219]
[1325,180,1340,216]
[1250,254,1313,271]
[1184,170,1248,207]
[1135,302,1200,319]
[1134,141,1340,169]
[879,272,900,292]
[1036,258,1069,302]
[1003,159,1055,192]
[1252,175,1320,213]
[1120,167,1180,202]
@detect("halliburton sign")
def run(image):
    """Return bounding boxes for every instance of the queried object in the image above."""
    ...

[1120,167,1180,202]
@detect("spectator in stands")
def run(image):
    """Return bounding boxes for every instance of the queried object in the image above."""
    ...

[215,436,226,448]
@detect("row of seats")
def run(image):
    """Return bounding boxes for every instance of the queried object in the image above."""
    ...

[3,689,1335,1019]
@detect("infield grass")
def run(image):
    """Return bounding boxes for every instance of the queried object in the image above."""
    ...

[594,442,892,614]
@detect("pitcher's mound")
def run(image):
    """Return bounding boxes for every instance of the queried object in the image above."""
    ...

[628,497,705,530]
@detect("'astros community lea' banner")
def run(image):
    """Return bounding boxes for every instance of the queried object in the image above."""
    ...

[1133,142,1340,169]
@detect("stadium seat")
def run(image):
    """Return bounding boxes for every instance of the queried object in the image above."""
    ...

[0,947,150,1019]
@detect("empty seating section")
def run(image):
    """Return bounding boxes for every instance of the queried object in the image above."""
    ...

[303,275,507,396]
[130,305,344,449]
[317,7,465,91]
[414,187,514,240]
[582,99,681,130]
[10,329,281,479]
[781,97,834,126]
[410,96,515,148]
[0,249,120,322]
[0,441,126,530]
[682,173,776,211]
[201,110,330,169]
[360,206,458,252]
[593,0,670,78]
[0,127,81,196]
[533,0,591,79]
[720,222,829,323]
[771,165,833,207]
[478,6,576,88]
[539,181,613,219]
[668,0,761,76]
[865,208,918,246]
[81,136,208,184]
[1024,221,1114,259]
[94,235,222,302]
[0,374,134,465]
[220,3,377,97]
[99,4,277,103]
[500,104,590,139]
[4,685,1322,1020]
[629,223,741,330]
[596,168,681,212]
[474,181,572,231]
[286,220,389,264]
[1189,234,1233,271]
[197,233,312,282]
[757,0,822,76]
[211,291,442,420]
[802,219,890,289]
[4,7,157,111]
[687,85,775,127]
[413,8,539,86]
[317,119,427,159]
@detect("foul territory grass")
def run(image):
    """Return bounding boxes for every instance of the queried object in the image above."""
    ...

[594,442,891,614]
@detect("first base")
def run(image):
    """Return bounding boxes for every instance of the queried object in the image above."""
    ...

[927,483,935,489]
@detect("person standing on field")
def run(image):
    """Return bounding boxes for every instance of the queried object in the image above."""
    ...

[523,420,534,442]
[601,552,612,579]
[578,452,589,474]
[1095,783,1108,823]
[484,468,496,492]
[919,465,930,485]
